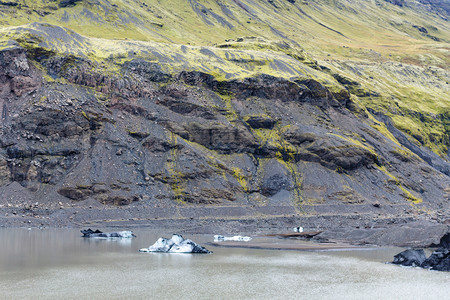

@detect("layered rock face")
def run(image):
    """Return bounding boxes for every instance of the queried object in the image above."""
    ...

[0,23,448,227]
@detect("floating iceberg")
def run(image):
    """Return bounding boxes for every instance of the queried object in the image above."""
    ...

[214,235,252,242]
[81,228,135,238]
[139,234,211,254]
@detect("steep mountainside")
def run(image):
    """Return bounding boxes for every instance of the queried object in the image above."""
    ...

[0,0,448,229]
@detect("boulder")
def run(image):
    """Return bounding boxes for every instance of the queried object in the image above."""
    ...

[139,234,211,253]
[421,248,450,271]
[391,232,450,271]
[435,232,450,249]
[421,233,450,271]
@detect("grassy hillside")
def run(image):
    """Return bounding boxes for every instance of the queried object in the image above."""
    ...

[1,1,448,55]
[0,0,449,156]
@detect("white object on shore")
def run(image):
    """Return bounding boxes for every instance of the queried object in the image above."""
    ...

[214,235,252,242]
[293,227,304,233]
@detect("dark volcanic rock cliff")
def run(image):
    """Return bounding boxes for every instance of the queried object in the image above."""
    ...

[0,23,448,231]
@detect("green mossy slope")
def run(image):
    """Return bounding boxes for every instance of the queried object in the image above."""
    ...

[0,0,448,157]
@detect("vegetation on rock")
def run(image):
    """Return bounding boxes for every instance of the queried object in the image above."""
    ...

[0,0,448,225]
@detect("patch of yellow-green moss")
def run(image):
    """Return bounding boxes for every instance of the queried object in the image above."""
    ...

[390,146,421,161]
[81,111,89,120]
[253,125,297,161]
[165,132,186,203]
[250,124,305,209]
[232,167,248,192]
[277,158,305,211]
[376,165,422,204]
[366,113,401,146]
[390,113,448,156]
[328,133,378,158]
[219,94,239,122]
[399,186,423,204]
[176,135,235,185]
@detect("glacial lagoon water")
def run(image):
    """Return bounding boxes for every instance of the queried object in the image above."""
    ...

[0,228,449,299]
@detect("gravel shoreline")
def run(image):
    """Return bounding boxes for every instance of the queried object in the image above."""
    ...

[1,204,448,248]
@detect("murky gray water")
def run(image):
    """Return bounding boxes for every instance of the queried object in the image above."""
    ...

[0,228,448,299]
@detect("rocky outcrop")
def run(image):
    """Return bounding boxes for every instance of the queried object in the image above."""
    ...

[179,71,348,108]
[391,232,450,271]
[58,184,141,205]
[421,248,450,271]
[244,115,277,129]
[435,232,450,249]
[0,2,18,7]
[182,122,258,154]
[0,46,40,103]
[386,0,450,18]
[283,126,378,170]
[59,0,83,8]
[384,0,406,7]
